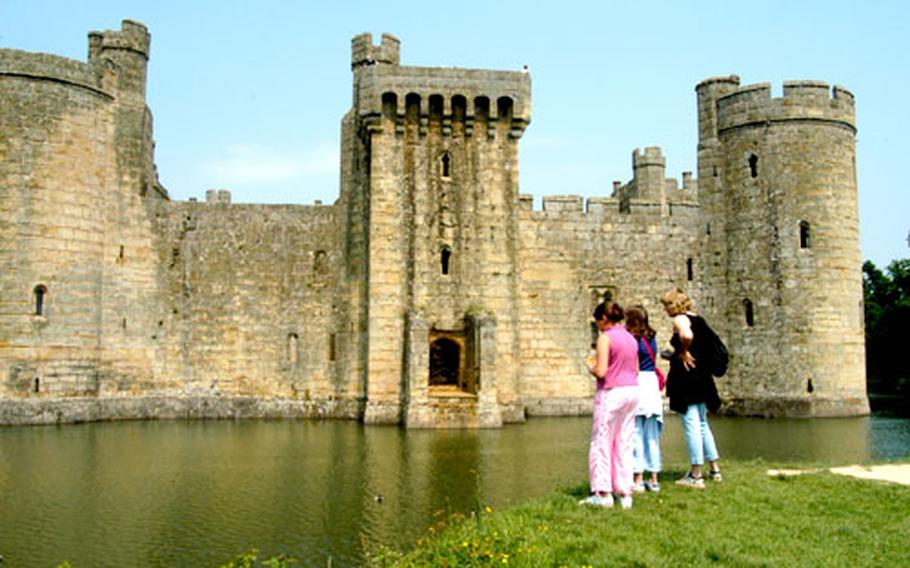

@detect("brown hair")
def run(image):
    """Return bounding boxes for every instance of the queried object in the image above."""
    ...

[660,287,693,316]
[625,305,656,340]
[593,301,624,323]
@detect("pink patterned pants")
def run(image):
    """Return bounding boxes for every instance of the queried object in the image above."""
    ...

[589,385,639,496]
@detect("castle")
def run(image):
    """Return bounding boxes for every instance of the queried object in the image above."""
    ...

[0,21,868,427]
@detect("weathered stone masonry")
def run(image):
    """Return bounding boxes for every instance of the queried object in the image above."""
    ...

[0,21,868,426]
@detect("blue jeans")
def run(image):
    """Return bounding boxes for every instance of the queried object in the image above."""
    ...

[633,415,662,473]
[680,403,719,466]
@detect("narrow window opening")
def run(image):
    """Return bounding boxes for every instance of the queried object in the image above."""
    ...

[329,333,336,362]
[799,221,811,249]
[686,258,694,281]
[34,377,40,393]
[441,246,452,275]
[706,223,712,236]
[121,318,127,329]
[34,285,47,316]
[712,165,718,177]
[288,333,299,367]
[314,250,328,274]
[441,152,451,178]
[119,245,125,260]
[748,154,759,178]
[743,299,755,327]
[807,379,814,393]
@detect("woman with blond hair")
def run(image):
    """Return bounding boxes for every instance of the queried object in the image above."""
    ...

[579,300,640,509]
[660,287,722,488]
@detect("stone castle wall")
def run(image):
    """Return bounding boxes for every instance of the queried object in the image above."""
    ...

[517,154,702,416]
[153,198,344,403]
[0,23,868,425]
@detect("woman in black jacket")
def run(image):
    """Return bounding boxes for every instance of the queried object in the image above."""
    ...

[660,287,723,488]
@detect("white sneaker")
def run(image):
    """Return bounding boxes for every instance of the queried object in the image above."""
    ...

[578,493,613,508]
[618,495,633,510]
[675,473,705,489]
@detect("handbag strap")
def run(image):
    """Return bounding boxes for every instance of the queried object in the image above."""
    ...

[641,335,658,368]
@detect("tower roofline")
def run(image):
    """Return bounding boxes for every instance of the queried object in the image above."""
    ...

[715,79,855,134]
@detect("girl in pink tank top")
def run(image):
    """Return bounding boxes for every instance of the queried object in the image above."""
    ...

[579,301,640,509]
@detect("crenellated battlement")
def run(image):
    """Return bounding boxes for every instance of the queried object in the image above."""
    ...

[0,49,113,98]
[518,189,698,219]
[0,20,151,102]
[611,146,698,206]
[205,189,232,205]
[351,32,400,69]
[357,67,531,137]
[352,35,530,138]
[523,193,621,216]
[632,146,666,168]
[518,146,698,219]
[88,20,150,62]
[696,75,741,91]
[716,80,855,133]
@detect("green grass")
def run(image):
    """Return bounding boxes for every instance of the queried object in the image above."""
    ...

[369,460,910,567]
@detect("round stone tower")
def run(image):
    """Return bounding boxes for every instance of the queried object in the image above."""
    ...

[702,79,867,416]
[0,20,161,406]
[694,76,741,327]
[0,33,119,398]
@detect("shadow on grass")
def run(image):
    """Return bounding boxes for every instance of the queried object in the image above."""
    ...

[559,465,692,499]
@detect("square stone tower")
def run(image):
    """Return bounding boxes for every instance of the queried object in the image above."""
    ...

[338,33,531,426]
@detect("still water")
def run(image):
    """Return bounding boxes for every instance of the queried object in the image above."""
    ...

[1,413,908,567]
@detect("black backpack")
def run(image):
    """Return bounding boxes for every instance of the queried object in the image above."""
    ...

[693,315,728,377]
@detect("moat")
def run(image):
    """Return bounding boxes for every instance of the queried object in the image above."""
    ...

[1,412,908,567]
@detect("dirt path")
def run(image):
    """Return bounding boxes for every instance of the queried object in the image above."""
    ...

[767,464,910,485]
[829,464,910,485]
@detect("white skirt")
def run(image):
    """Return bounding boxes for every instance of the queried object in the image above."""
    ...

[635,370,663,420]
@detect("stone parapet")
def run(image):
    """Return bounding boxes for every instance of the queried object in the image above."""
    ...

[356,64,531,128]
[717,81,856,133]
[0,49,112,99]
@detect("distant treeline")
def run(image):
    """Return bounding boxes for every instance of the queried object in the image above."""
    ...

[863,258,910,397]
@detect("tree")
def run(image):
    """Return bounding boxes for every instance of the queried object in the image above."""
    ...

[863,259,910,396]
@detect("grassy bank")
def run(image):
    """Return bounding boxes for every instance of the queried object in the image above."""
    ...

[370,460,910,567]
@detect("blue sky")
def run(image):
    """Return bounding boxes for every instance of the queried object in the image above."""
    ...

[2,1,907,267]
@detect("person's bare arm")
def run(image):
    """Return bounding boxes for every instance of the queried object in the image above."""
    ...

[589,331,611,379]
[672,314,696,370]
